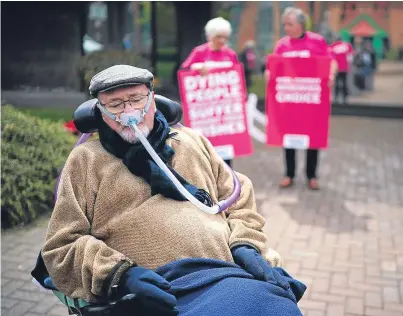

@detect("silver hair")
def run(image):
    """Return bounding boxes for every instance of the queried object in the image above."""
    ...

[204,17,232,40]
[282,7,307,32]
[244,40,255,49]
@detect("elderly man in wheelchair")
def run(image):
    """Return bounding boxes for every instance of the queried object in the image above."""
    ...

[31,65,306,316]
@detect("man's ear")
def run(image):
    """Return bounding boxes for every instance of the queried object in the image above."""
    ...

[151,93,157,113]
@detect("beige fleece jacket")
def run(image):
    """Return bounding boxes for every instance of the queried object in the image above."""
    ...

[42,126,267,303]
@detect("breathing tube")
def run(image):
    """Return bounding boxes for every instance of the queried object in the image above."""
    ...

[54,93,241,214]
[96,92,241,214]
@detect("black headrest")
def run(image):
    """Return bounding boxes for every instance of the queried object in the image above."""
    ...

[74,94,183,134]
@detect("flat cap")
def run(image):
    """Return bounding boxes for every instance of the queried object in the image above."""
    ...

[89,65,154,96]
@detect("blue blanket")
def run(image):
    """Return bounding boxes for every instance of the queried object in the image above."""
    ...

[35,256,306,315]
[155,258,306,316]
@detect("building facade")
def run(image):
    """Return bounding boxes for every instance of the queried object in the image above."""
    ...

[232,1,403,59]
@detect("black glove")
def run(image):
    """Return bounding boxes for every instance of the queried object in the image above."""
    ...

[231,245,290,290]
[118,266,178,315]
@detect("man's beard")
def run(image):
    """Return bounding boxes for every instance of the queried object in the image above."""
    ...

[119,124,150,144]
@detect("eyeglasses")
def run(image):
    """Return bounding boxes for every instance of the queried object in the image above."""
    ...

[100,93,150,114]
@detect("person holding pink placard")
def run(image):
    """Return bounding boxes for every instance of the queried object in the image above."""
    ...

[265,7,338,190]
[180,17,239,168]
[329,35,354,104]
[181,17,239,76]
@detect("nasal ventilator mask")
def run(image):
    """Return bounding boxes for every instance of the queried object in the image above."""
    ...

[96,92,241,215]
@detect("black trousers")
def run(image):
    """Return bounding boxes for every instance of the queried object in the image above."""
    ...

[284,149,319,180]
[335,72,348,102]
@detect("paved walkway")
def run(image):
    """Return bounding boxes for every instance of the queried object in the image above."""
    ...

[345,61,403,107]
[2,116,403,316]
[348,74,403,107]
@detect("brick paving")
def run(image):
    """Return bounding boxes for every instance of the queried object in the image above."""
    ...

[2,116,403,316]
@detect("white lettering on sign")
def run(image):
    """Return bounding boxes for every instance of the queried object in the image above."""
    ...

[275,77,322,104]
[282,50,311,58]
[332,43,349,54]
[275,92,320,104]
[193,121,246,138]
[185,85,241,103]
[184,70,240,91]
[183,68,247,140]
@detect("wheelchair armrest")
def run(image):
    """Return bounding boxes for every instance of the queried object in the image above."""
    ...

[73,95,183,134]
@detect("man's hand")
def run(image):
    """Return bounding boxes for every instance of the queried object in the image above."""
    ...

[200,65,209,76]
[231,245,289,290]
[119,266,178,315]
[190,63,209,76]
[328,74,335,88]
[329,59,338,88]
[264,69,271,82]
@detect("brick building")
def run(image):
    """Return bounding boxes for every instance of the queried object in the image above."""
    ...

[325,1,403,58]
[233,1,403,59]
[2,1,402,91]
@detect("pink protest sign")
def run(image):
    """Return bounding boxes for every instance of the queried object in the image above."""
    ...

[266,55,331,149]
[178,64,253,159]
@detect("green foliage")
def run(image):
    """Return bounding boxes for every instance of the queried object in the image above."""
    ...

[385,48,398,61]
[216,11,231,21]
[156,2,176,47]
[158,47,177,55]
[156,61,176,83]
[78,50,150,95]
[1,106,77,229]
[157,47,177,62]
[18,107,75,122]
[249,75,266,100]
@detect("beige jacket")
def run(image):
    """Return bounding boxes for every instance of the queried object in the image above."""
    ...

[42,126,267,302]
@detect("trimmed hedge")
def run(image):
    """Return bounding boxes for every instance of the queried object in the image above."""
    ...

[1,105,77,229]
[385,48,399,61]
[78,50,150,95]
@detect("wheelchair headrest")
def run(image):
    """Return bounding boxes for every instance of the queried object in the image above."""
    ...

[73,94,183,133]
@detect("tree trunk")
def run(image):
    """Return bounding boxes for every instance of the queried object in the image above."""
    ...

[172,2,212,86]
[132,1,141,54]
[174,2,212,64]
[273,1,280,44]
[151,1,157,76]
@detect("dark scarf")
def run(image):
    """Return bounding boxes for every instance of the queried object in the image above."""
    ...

[96,109,213,206]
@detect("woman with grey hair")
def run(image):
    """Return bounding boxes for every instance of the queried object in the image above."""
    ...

[181,17,240,168]
[265,6,338,190]
[181,17,239,75]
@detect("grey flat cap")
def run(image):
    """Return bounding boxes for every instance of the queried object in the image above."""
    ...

[89,65,154,96]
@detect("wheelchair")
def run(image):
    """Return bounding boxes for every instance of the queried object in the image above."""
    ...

[31,95,183,316]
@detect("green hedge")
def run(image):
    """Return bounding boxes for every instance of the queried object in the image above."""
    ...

[249,75,266,100]
[1,106,77,229]
[385,48,399,61]
[78,50,150,95]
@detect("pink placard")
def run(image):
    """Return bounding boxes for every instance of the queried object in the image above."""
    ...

[177,64,253,158]
[266,55,332,149]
